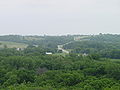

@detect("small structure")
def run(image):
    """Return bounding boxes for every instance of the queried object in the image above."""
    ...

[16,48,20,51]
[46,52,53,55]
[16,48,24,51]
[82,53,88,56]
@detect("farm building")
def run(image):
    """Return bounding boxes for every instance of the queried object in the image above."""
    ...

[46,52,53,55]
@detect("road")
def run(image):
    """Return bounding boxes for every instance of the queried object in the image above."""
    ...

[57,41,74,54]
[57,36,89,54]
[58,45,69,54]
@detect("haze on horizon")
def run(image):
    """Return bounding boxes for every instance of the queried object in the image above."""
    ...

[0,0,120,35]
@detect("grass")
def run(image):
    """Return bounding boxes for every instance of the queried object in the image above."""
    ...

[74,35,90,41]
[109,59,120,62]
[0,41,28,49]
[53,53,68,57]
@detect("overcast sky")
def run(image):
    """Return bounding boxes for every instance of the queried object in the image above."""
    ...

[0,0,120,35]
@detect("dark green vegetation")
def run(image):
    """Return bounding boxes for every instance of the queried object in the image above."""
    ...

[0,34,120,90]
[64,34,120,59]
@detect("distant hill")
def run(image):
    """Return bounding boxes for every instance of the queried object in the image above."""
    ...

[0,35,75,49]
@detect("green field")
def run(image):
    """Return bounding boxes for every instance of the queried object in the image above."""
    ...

[53,53,68,56]
[109,59,120,62]
[0,41,28,49]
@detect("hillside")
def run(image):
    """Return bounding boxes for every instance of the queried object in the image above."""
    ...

[0,34,120,90]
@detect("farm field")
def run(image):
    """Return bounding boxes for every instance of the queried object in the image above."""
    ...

[0,41,28,49]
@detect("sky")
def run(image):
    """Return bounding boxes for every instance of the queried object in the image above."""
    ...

[0,0,120,35]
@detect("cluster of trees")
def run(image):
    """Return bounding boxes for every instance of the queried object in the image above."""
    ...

[0,45,57,56]
[0,34,120,89]
[89,34,120,43]
[64,34,120,59]
[0,49,120,89]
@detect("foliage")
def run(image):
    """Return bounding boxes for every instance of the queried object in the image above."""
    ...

[0,34,120,89]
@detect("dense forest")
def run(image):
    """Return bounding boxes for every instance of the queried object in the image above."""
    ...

[0,34,120,90]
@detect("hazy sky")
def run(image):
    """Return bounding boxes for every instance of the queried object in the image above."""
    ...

[0,0,120,35]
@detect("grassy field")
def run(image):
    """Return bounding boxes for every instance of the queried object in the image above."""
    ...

[0,41,28,49]
[74,35,90,41]
[109,59,120,62]
[53,53,68,57]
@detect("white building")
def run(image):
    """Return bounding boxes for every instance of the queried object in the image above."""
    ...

[82,53,88,56]
[16,48,20,51]
[46,52,53,55]
[16,48,24,51]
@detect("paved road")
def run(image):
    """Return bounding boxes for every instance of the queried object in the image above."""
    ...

[58,45,69,54]
[57,36,89,54]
